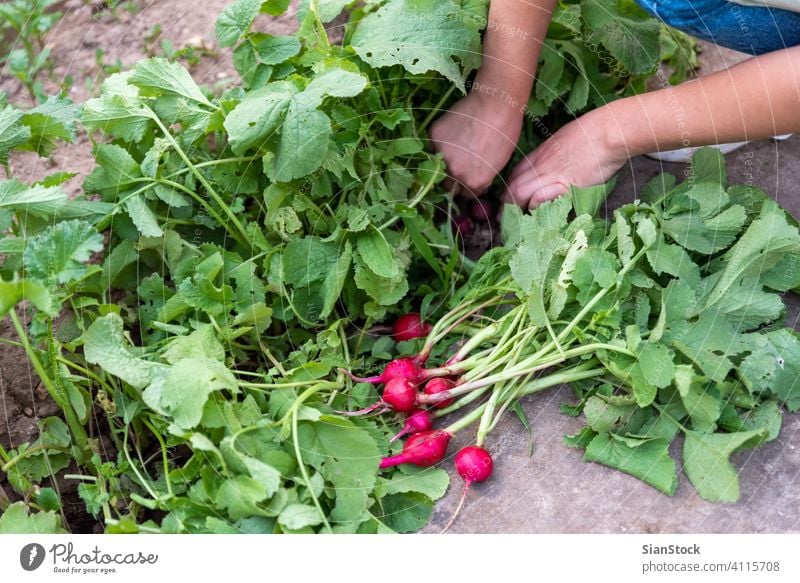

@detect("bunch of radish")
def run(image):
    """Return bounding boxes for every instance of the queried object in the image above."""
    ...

[337,292,615,530]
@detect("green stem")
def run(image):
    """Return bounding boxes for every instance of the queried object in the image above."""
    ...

[8,311,91,461]
[0,442,10,463]
[141,417,173,498]
[150,115,250,246]
[419,85,456,133]
[122,428,160,501]
[378,167,440,231]
[291,400,332,533]
[444,366,604,435]
[652,402,691,433]
[1,444,72,474]
[424,342,630,404]
[475,384,503,447]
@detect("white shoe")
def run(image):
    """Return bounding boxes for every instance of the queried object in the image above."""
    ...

[645,134,793,164]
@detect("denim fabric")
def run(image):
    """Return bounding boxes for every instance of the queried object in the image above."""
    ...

[635,0,800,54]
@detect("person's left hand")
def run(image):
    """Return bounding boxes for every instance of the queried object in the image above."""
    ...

[502,110,629,210]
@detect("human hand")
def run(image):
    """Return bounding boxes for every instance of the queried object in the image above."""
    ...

[430,91,523,198]
[502,109,628,209]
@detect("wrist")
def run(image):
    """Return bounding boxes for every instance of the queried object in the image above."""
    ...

[586,101,645,164]
[470,73,529,120]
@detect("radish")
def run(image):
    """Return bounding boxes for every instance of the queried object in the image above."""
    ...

[389,409,433,443]
[455,445,493,483]
[452,214,473,237]
[340,357,422,384]
[441,445,494,533]
[381,377,418,413]
[336,376,418,416]
[340,357,463,386]
[392,313,432,342]
[423,378,456,408]
[379,430,452,468]
[470,199,493,223]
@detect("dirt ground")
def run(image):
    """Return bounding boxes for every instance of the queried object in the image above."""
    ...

[2,2,799,533]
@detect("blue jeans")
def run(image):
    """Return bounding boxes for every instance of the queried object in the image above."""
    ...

[636,0,800,54]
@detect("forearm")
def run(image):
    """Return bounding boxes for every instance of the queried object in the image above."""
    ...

[601,46,800,156]
[473,0,556,114]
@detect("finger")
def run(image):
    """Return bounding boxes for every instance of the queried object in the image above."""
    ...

[508,155,535,182]
[528,182,570,210]
[502,179,535,210]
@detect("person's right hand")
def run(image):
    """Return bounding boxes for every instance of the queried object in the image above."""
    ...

[429,91,523,198]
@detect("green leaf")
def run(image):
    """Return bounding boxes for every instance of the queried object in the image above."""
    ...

[270,104,331,182]
[278,503,324,530]
[0,104,31,162]
[83,144,142,197]
[84,313,165,390]
[381,467,450,500]
[283,236,340,287]
[320,240,352,319]
[583,396,636,433]
[581,0,661,75]
[584,433,677,495]
[0,179,67,218]
[224,81,296,154]
[569,177,616,217]
[357,226,399,279]
[682,429,767,502]
[738,329,800,412]
[615,210,634,265]
[253,34,302,64]
[82,72,154,142]
[314,416,380,524]
[351,0,482,91]
[673,365,721,433]
[637,342,675,389]
[216,476,269,521]
[378,491,433,533]
[216,0,264,47]
[20,95,79,156]
[703,201,800,310]
[666,311,746,383]
[124,194,163,237]
[129,58,212,107]
[0,278,53,317]
[316,0,353,22]
[0,502,65,534]
[645,234,701,287]
[691,147,727,185]
[157,357,239,429]
[741,400,782,442]
[636,216,657,248]
[24,220,104,284]
[353,259,409,306]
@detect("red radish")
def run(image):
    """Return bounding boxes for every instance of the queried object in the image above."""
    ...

[340,357,422,385]
[335,376,418,416]
[392,313,432,342]
[381,377,418,413]
[455,446,493,483]
[423,378,456,408]
[441,445,494,533]
[452,214,473,237]
[340,357,458,386]
[379,430,452,468]
[470,199,493,223]
[389,409,433,443]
